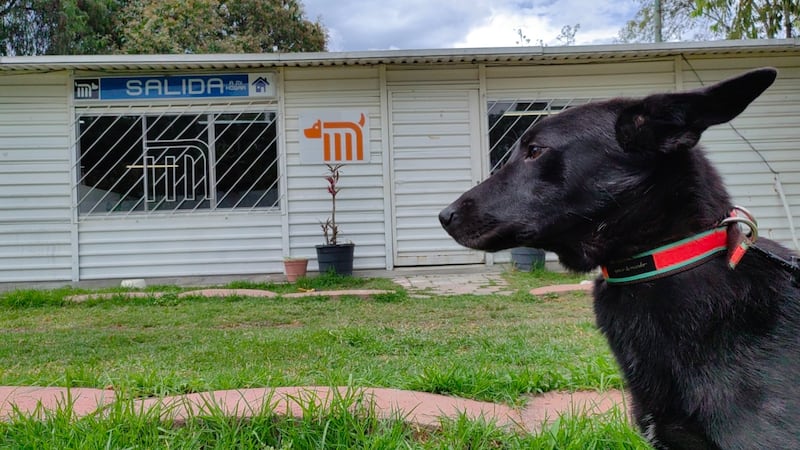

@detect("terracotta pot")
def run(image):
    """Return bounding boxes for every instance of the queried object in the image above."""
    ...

[283,258,309,282]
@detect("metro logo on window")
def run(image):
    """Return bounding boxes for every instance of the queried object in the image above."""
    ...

[299,110,369,164]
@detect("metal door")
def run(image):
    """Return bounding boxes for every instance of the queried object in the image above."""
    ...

[390,89,484,266]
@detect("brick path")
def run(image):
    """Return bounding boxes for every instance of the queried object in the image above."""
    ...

[0,385,627,432]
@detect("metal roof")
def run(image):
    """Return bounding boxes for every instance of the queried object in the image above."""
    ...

[1,39,798,73]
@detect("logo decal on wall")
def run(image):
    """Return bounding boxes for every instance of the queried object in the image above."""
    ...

[299,111,369,164]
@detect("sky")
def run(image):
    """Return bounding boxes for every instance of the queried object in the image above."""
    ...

[301,0,642,52]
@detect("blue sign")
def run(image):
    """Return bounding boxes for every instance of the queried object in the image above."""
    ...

[74,73,276,101]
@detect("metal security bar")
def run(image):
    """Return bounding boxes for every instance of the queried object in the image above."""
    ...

[487,98,592,173]
[74,101,280,218]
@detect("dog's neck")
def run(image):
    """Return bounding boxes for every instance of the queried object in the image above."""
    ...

[587,149,735,273]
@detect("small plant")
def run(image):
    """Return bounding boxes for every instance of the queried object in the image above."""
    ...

[321,163,343,246]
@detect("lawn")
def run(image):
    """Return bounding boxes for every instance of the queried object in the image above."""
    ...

[0,270,651,448]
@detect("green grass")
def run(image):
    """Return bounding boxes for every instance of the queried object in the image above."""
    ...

[505,267,596,292]
[0,388,650,449]
[0,270,649,448]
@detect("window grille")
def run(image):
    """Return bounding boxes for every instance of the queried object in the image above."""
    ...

[74,103,280,217]
[487,98,592,173]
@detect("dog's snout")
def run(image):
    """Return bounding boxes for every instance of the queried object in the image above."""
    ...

[439,204,456,228]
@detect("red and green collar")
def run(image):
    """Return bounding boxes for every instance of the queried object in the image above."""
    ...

[601,218,754,285]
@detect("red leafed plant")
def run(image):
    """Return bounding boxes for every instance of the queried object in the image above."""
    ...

[321,163,343,245]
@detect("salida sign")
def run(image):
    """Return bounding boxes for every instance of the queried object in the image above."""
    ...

[74,73,276,101]
[299,110,370,164]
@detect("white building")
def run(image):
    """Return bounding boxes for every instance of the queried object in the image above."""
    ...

[1,40,798,285]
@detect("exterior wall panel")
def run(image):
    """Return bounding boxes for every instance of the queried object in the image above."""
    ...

[78,215,283,279]
[283,67,387,269]
[683,56,800,248]
[0,72,72,282]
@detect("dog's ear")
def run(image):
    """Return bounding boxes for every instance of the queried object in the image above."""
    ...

[616,67,777,153]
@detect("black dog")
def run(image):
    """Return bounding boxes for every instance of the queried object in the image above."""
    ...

[440,68,800,449]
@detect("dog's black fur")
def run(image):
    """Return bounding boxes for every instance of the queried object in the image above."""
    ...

[440,68,800,449]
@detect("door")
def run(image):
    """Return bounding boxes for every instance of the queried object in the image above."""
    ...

[390,89,484,266]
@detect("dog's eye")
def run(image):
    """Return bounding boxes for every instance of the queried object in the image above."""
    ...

[525,145,547,160]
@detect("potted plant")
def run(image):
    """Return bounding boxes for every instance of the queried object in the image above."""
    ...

[316,163,355,275]
[283,256,308,282]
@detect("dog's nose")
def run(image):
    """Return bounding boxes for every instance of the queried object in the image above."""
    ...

[439,204,456,228]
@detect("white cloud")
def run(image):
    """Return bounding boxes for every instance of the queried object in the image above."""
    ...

[302,0,640,51]
[452,12,560,48]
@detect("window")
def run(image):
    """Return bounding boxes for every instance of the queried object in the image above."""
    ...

[76,110,279,215]
[487,99,589,173]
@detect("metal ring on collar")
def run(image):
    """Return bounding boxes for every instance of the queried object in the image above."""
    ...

[731,205,758,227]
[720,216,759,243]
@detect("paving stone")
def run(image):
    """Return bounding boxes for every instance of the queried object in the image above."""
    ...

[0,385,627,433]
[392,271,514,297]
[282,289,393,299]
[179,289,278,298]
[65,292,162,302]
[530,283,593,296]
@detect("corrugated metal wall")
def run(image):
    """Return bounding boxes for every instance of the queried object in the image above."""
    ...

[78,214,283,279]
[485,60,678,99]
[282,66,388,270]
[0,72,73,282]
[0,51,797,284]
[680,56,800,248]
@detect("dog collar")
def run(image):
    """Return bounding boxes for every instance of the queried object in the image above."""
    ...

[601,207,758,285]
[601,227,734,285]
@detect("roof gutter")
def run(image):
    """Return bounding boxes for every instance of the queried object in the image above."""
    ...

[1,39,797,72]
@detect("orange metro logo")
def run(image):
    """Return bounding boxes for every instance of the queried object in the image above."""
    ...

[302,112,367,163]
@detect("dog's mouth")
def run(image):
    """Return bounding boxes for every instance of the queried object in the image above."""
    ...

[440,210,529,252]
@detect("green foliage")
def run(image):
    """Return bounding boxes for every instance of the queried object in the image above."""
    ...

[225,0,327,53]
[0,0,327,56]
[0,0,125,55]
[0,288,69,307]
[693,0,799,39]
[618,0,798,43]
[617,0,722,43]
[117,0,327,54]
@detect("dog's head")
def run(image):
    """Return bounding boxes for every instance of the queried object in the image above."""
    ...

[439,68,777,272]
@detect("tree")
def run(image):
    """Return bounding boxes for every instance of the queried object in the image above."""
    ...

[118,0,238,54]
[0,0,124,55]
[225,0,326,53]
[618,0,722,43]
[118,0,326,54]
[694,0,799,39]
[0,0,326,55]
[514,24,581,47]
[618,0,798,43]
[556,24,581,45]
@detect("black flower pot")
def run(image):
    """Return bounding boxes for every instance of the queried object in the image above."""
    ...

[510,247,546,271]
[315,243,355,276]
